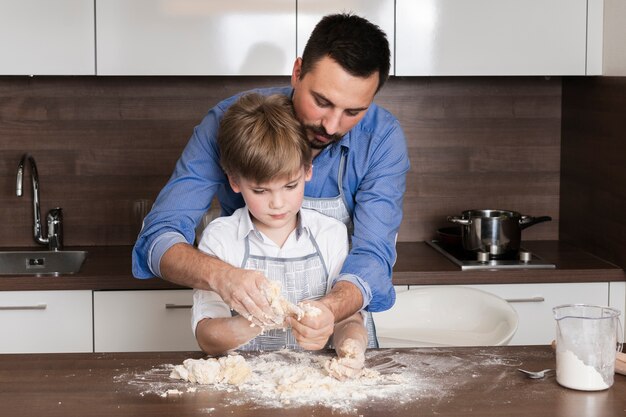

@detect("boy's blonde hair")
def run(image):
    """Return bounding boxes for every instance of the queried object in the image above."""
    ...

[218,93,312,183]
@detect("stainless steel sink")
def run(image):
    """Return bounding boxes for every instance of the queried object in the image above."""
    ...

[0,250,87,275]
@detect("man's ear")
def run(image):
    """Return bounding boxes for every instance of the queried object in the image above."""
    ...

[291,57,303,88]
[305,165,313,181]
[228,175,241,193]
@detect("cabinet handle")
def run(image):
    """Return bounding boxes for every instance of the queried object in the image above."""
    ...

[505,297,545,303]
[0,303,47,311]
[165,303,192,309]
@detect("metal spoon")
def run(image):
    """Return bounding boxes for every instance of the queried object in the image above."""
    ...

[517,368,554,379]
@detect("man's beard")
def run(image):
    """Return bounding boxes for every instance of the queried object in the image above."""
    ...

[305,124,344,150]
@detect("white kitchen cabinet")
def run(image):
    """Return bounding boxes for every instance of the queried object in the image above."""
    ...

[93,290,198,352]
[588,0,626,75]
[0,290,93,353]
[0,0,95,75]
[297,1,395,75]
[96,0,295,75]
[466,283,612,345]
[385,283,621,347]
[396,0,588,76]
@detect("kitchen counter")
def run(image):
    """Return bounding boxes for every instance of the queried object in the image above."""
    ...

[2,345,625,417]
[0,241,623,291]
[394,240,626,285]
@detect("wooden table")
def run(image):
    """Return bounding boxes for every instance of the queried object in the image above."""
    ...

[2,346,625,417]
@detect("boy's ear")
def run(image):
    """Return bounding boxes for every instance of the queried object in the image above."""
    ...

[228,175,241,193]
[305,165,313,181]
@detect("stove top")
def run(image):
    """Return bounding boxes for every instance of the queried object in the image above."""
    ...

[426,240,556,271]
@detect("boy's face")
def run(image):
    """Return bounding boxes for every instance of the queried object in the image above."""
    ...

[290,55,378,156]
[229,167,312,238]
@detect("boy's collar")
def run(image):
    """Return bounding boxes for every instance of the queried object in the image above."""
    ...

[238,207,308,242]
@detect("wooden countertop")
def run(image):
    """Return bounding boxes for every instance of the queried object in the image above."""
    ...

[393,240,626,285]
[2,345,625,417]
[0,246,185,291]
[0,241,623,291]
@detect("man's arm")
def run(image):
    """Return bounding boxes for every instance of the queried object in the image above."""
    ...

[320,280,363,323]
[341,118,410,312]
[132,108,228,279]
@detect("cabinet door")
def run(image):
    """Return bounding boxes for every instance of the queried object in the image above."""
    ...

[94,290,198,352]
[0,291,93,353]
[297,1,395,75]
[0,0,95,75]
[96,0,296,75]
[468,283,608,345]
[396,0,587,75]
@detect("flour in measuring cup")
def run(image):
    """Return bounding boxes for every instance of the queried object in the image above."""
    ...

[556,350,609,391]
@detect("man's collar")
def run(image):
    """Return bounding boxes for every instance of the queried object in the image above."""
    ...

[323,138,350,158]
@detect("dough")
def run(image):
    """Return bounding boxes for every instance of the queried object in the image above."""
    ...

[170,354,251,386]
[261,281,322,327]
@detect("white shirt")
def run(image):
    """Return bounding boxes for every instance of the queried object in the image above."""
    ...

[191,207,349,334]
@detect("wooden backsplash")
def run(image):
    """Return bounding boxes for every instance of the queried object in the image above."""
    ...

[561,77,626,269]
[0,76,561,247]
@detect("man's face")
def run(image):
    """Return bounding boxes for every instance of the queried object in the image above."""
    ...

[290,56,379,155]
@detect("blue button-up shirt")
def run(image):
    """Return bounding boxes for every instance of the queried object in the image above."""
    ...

[132,86,410,312]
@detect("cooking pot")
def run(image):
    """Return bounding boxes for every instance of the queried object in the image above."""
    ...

[447,209,551,256]
[436,226,462,246]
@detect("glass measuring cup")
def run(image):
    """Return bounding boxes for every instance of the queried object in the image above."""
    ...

[553,304,622,391]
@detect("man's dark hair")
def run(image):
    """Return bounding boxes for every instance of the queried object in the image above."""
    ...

[300,13,391,93]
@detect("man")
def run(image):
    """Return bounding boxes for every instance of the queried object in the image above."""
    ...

[132,13,410,350]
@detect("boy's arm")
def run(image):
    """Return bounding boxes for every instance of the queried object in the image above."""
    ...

[332,312,368,353]
[324,312,368,380]
[195,316,262,356]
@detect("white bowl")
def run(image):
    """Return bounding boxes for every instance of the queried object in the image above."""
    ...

[372,286,518,347]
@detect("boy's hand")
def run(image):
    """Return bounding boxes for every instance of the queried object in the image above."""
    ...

[288,300,334,350]
[325,338,366,380]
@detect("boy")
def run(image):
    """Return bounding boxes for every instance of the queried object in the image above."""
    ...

[192,93,368,379]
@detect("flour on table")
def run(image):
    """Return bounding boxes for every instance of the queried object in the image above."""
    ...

[121,347,530,413]
[163,350,415,412]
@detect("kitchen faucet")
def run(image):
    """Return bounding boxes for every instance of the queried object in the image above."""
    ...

[16,153,63,251]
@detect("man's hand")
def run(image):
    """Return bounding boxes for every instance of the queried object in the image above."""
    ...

[213,268,278,327]
[288,300,335,350]
[161,244,277,326]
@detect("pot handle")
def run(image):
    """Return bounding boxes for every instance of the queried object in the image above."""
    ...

[447,216,471,226]
[519,215,552,230]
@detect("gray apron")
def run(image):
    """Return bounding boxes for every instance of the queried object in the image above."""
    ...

[302,148,354,236]
[237,233,330,351]
[301,148,379,348]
